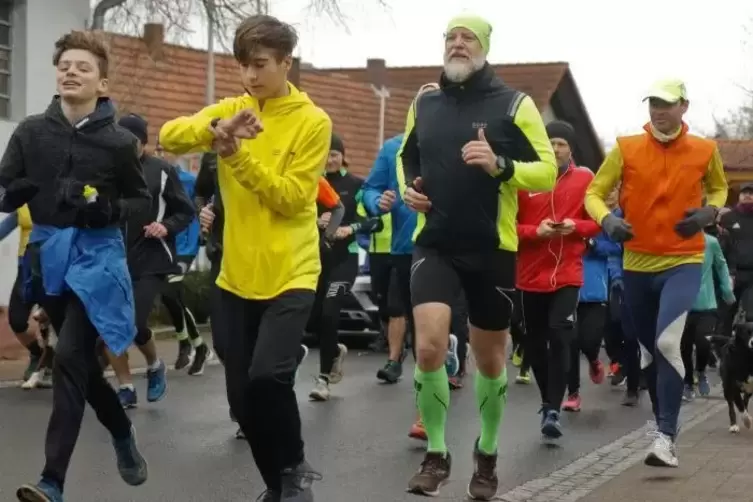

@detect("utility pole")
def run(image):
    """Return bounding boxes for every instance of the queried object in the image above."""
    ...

[205,0,216,105]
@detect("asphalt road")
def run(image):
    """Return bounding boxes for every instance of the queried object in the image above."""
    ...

[0,350,684,501]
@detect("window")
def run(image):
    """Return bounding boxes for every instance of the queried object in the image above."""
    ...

[0,1,10,118]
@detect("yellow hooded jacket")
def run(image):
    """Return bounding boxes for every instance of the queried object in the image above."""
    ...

[159,85,332,300]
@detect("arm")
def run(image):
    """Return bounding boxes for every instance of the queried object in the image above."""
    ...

[225,116,332,218]
[590,231,622,258]
[572,218,601,238]
[711,238,735,303]
[397,99,420,197]
[323,201,345,240]
[158,100,235,156]
[362,146,391,215]
[585,146,624,224]
[517,223,540,240]
[116,140,151,222]
[506,96,557,191]
[703,147,728,208]
[160,166,196,235]
[0,130,29,212]
[0,211,18,241]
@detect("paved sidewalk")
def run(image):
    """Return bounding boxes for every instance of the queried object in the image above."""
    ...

[576,406,753,502]
[0,332,217,385]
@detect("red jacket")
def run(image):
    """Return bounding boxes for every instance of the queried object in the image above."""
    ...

[516,163,601,292]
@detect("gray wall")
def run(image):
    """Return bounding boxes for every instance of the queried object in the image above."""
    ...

[0,0,90,150]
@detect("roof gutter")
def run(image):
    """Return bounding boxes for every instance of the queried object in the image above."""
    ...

[90,0,128,30]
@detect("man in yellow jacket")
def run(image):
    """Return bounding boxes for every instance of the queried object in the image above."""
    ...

[159,14,329,502]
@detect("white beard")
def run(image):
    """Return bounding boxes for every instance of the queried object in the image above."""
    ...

[443,55,485,83]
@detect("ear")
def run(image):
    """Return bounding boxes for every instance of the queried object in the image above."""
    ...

[282,55,292,72]
[97,77,109,96]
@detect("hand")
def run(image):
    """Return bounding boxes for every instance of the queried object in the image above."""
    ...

[334,226,354,240]
[211,109,263,140]
[212,136,240,158]
[462,128,497,175]
[536,218,557,238]
[601,213,634,242]
[557,218,576,235]
[674,206,717,238]
[199,204,215,233]
[317,212,331,229]
[144,222,168,238]
[726,295,736,306]
[378,190,397,212]
[404,177,431,213]
[80,196,119,228]
[0,179,39,211]
[56,178,87,209]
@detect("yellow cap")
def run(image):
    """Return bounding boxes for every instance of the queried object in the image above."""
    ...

[643,78,688,103]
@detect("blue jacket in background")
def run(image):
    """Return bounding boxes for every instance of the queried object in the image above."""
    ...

[606,208,624,284]
[25,225,136,356]
[361,134,416,255]
[175,168,200,258]
[580,228,622,303]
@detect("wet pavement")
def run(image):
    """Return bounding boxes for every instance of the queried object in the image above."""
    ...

[0,350,694,501]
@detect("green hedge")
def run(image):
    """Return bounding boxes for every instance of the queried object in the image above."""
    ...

[148,270,213,326]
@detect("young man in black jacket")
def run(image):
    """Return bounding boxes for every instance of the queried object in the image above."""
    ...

[106,114,198,409]
[0,31,151,502]
[308,134,382,401]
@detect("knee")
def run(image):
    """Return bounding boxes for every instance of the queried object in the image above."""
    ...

[656,335,681,358]
[134,327,152,347]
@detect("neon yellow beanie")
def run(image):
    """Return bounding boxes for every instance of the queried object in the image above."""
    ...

[446,14,492,55]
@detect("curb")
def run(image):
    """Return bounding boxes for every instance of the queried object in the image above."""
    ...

[498,385,726,502]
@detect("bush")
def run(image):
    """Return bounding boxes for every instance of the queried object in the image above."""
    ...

[148,270,213,327]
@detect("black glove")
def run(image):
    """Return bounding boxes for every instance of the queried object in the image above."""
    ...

[352,217,384,234]
[674,206,717,238]
[77,197,122,229]
[56,178,87,209]
[0,179,39,212]
[601,213,634,242]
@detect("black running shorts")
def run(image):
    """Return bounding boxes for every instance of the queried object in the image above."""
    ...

[410,246,516,331]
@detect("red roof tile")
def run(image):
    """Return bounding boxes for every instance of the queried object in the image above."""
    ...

[717,140,753,171]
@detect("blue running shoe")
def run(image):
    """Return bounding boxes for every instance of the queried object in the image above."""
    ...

[113,426,148,486]
[146,360,167,403]
[16,478,63,502]
[445,334,460,377]
[118,387,138,409]
[541,409,563,440]
[697,372,710,397]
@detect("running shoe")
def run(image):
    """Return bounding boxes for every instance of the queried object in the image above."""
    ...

[376,360,402,383]
[445,334,460,377]
[407,451,452,497]
[112,426,148,485]
[467,438,498,501]
[309,376,330,401]
[644,431,678,468]
[146,360,167,402]
[21,369,52,390]
[408,417,427,441]
[562,393,581,412]
[515,369,531,385]
[622,391,640,407]
[697,372,710,397]
[511,348,523,368]
[449,373,464,390]
[118,387,138,409]
[188,343,212,376]
[174,340,193,370]
[280,460,322,502]
[16,478,63,502]
[609,362,626,386]
[22,352,41,382]
[589,360,605,384]
[540,409,563,440]
[682,384,695,402]
[329,343,348,384]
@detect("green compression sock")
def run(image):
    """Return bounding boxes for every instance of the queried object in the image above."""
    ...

[415,365,450,453]
[475,367,508,455]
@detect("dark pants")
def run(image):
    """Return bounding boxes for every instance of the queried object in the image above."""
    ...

[370,253,414,356]
[622,264,702,437]
[521,287,579,412]
[160,280,200,343]
[450,292,469,374]
[218,287,314,491]
[208,257,225,363]
[308,253,358,375]
[568,302,607,395]
[40,293,132,488]
[680,310,716,385]
[131,275,164,347]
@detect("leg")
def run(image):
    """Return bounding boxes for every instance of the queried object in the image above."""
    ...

[654,265,702,439]
[521,292,551,406]
[693,311,715,397]
[208,257,226,364]
[310,255,357,400]
[679,314,695,388]
[406,247,458,496]
[450,291,469,376]
[8,269,42,381]
[544,287,579,414]
[566,303,584,398]
[248,290,317,499]
[40,295,135,488]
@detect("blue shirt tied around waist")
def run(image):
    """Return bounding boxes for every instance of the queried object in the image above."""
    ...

[24,225,136,356]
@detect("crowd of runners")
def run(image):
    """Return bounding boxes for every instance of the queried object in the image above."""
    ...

[0,10,750,502]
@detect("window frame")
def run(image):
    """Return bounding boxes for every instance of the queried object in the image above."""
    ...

[0,3,11,118]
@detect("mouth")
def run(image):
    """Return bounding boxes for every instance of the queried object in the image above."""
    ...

[62,81,81,89]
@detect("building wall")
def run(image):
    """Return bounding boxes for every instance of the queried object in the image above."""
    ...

[0,0,90,362]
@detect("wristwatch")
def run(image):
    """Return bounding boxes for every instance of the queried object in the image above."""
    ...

[493,155,514,181]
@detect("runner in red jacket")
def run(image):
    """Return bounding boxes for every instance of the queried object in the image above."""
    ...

[515,120,601,441]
